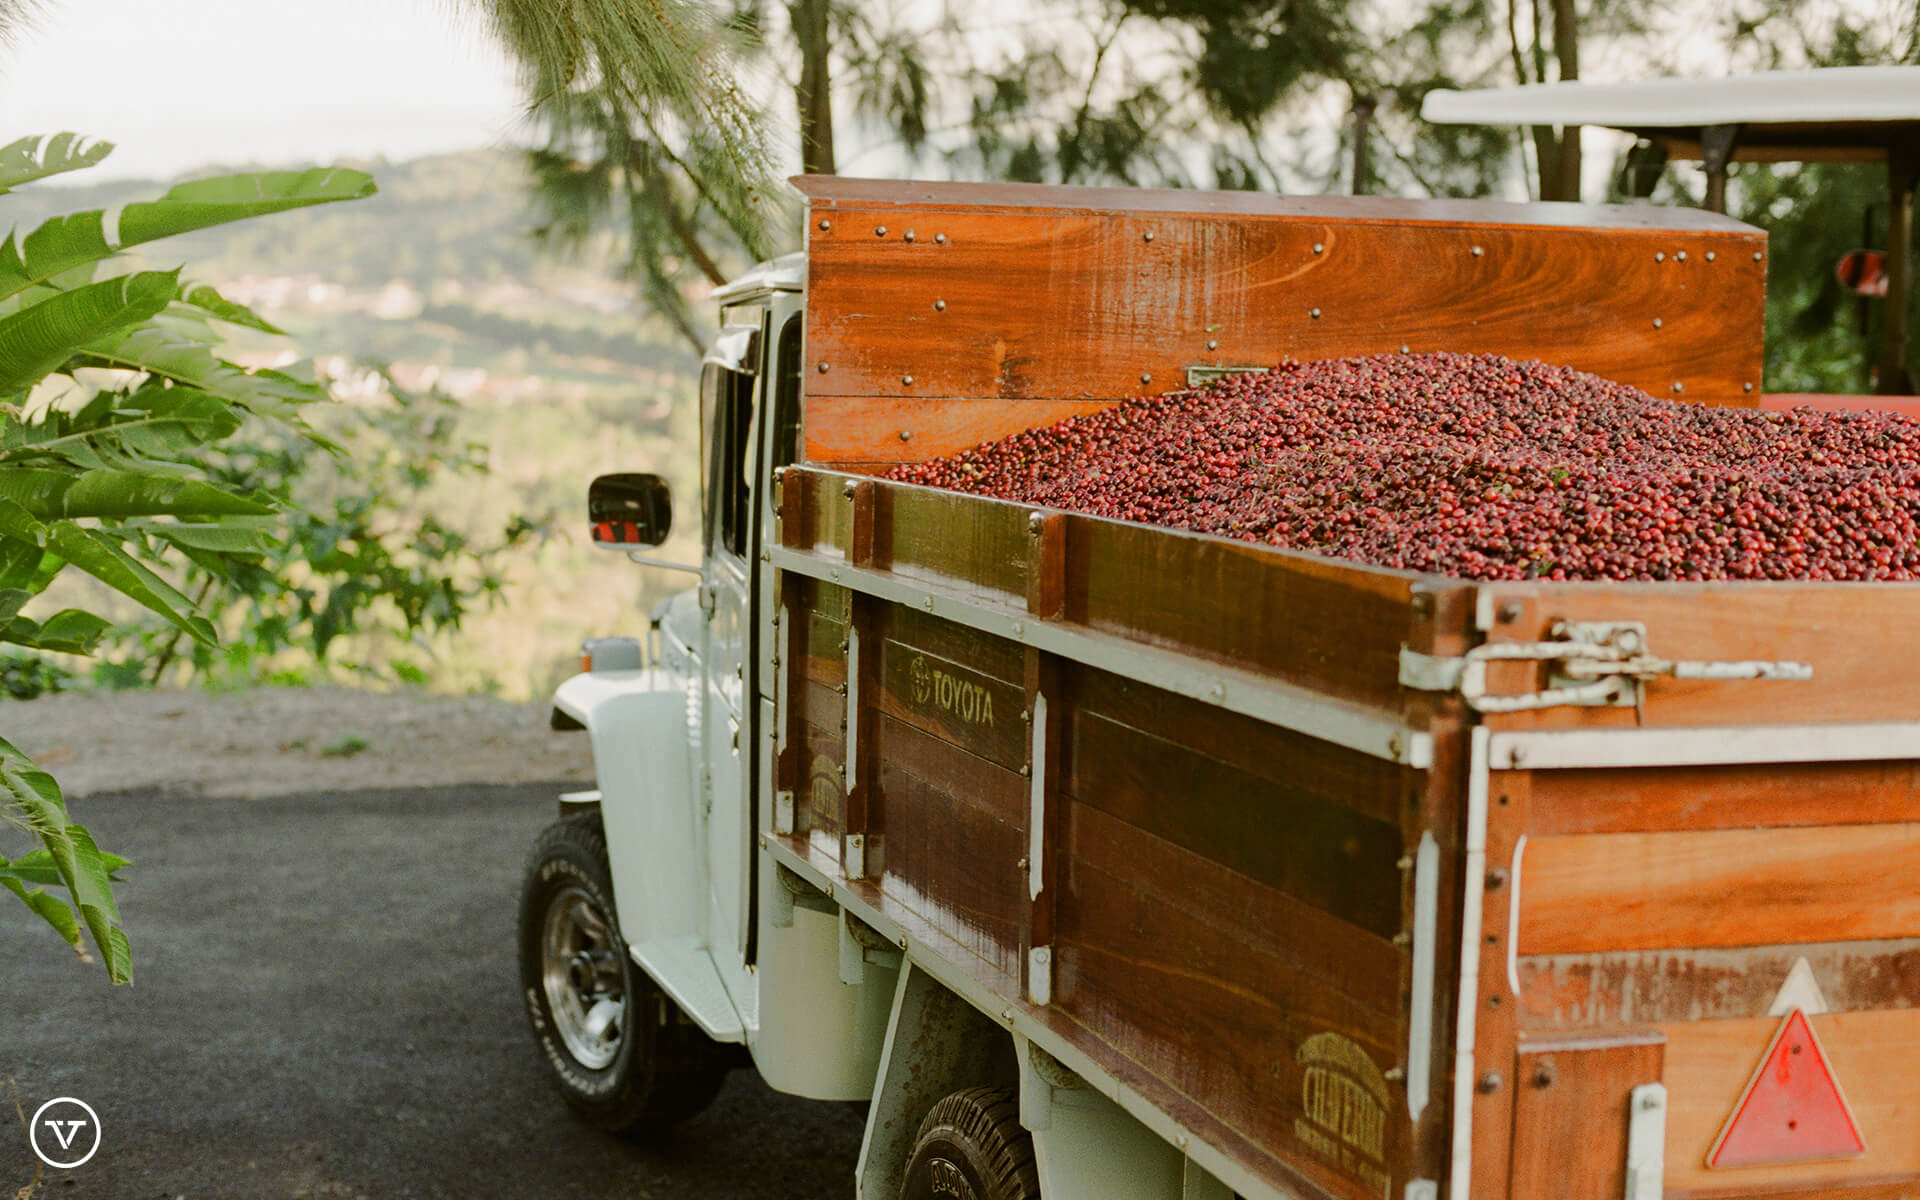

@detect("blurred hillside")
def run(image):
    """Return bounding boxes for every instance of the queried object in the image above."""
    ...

[17,149,709,699]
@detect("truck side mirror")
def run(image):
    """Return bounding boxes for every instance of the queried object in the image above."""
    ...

[589,473,672,549]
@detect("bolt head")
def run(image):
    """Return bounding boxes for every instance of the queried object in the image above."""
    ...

[934,299,946,311]
[902,374,914,386]
[904,229,916,243]
[1309,307,1322,319]
[1705,250,1717,262]
[1655,251,1665,262]
[1471,245,1484,257]
[1476,1072,1502,1094]
[1652,317,1663,328]
[899,429,912,442]
[817,218,832,231]
[1206,339,1218,351]
[1312,242,1325,254]
[1140,372,1152,385]
[875,225,888,236]
[1142,230,1154,242]
[817,362,830,373]
[934,233,948,244]
[1676,251,1688,262]
[1743,381,1754,393]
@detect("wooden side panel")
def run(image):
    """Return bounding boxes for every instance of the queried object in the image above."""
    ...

[1661,1010,1920,1193]
[1476,584,1920,730]
[1519,824,1920,955]
[1054,665,1413,1200]
[788,576,850,855]
[874,483,1031,601]
[1509,1032,1665,1200]
[1530,760,1920,836]
[1518,938,1920,1028]
[805,395,1114,464]
[1070,516,1418,712]
[803,199,1766,466]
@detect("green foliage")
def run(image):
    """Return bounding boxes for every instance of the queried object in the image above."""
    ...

[0,133,373,982]
[99,370,545,689]
[0,652,70,699]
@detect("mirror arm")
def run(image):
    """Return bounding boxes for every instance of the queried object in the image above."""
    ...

[624,552,704,575]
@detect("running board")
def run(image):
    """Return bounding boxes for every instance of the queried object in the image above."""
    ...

[627,935,746,1043]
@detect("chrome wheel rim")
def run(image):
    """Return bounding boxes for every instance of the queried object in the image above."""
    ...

[540,884,626,1070]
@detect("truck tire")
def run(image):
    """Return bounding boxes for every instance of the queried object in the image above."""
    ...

[899,1086,1040,1200]
[519,814,729,1133]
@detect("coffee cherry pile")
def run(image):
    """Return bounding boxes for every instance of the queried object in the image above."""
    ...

[886,352,1920,581]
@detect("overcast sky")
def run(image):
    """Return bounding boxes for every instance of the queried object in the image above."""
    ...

[0,0,533,180]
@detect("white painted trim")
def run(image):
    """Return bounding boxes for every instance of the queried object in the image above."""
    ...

[1422,66,1920,129]
[1449,727,1492,1200]
[770,546,1429,769]
[1490,722,1920,771]
[1407,831,1439,1124]
[1506,835,1527,998]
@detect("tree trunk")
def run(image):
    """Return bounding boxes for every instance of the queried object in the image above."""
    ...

[1350,92,1377,196]
[793,0,836,176]
[1548,0,1582,202]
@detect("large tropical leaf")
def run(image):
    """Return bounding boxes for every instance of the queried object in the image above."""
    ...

[0,167,376,301]
[177,282,286,335]
[0,133,113,193]
[43,524,216,645]
[0,467,272,520]
[0,270,178,396]
[79,322,327,417]
[0,734,130,982]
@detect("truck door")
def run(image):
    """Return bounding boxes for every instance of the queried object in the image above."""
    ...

[698,321,761,969]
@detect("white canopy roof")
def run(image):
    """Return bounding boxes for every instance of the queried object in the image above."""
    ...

[1422,66,1920,159]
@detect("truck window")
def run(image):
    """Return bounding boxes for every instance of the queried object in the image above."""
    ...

[771,315,803,470]
[700,363,753,559]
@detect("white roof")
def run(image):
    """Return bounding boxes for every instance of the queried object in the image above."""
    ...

[1422,66,1920,130]
[710,251,806,303]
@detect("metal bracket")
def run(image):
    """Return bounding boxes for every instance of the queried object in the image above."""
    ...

[1625,1084,1667,1200]
[1185,364,1270,388]
[773,789,796,835]
[1400,621,1811,713]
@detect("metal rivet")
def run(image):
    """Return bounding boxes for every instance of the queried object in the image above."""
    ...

[1142,230,1154,242]
[1396,855,1414,870]
[1676,251,1687,262]
[902,374,914,385]
[817,218,832,231]
[1652,318,1663,328]
[843,481,857,498]
[1705,250,1717,262]
[934,233,948,245]
[1477,1072,1503,1094]
[1471,245,1484,257]
[1498,601,1523,622]
[1532,1062,1557,1088]
[924,597,934,611]
[1028,511,1045,532]
[1309,307,1322,319]
[899,430,912,442]
[904,229,915,243]
[1140,372,1152,384]
[1383,1067,1406,1082]
[1019,763,1032,778]
[817,362,830,373]
[1754,252,1763,262]
[934,299,946,311]
[1743,381,1755,393]
[1312,242,1325,254]
[1400,344,1411,354]
[1672,381,1685,394]
[1486,868,1509,890]
[1655,251,1665,262]
[1206,339,1218,351]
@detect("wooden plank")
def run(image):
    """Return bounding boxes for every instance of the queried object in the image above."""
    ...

[1520,824,1920,955]
[875,636,1027,770]
[874,714,1025,981]
[877,481,1031,601]
[887,603,1025,685]
[1477,586,1920,731]
[1518,938,1920,1029]
[1530,761,1920,836]
[1470,771,1530,1200]
[1070,515,1417,712]
[1661,1009,1920,1192]
[1073,664,1410,829]
[1070,707,1405,939]
[1509,1031,1665,1200]
[796,720,845,843]
[804,395,1116,465]
[1055,835,1404,1200]
[801,200,1765,428]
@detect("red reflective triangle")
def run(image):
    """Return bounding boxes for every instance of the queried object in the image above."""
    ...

[1708,1009,1865,1169]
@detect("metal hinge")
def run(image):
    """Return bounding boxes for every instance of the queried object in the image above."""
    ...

[1400,621,1812,714]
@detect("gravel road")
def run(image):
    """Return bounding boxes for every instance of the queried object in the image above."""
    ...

[2,780,864,1199]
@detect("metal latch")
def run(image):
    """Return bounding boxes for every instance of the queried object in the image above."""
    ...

[1400,621,1812,713]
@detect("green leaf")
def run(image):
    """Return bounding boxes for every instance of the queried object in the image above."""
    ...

[143,521,277,555]
[0,847,130,888]
[0,133,113,193]
[0,270,179,396]
[44,524,215,644]
[2,876,80,946]
[0,735,130,981]
[0,607,112,653]
[80,323,328,417]
[177,283,286,335]
[0,167,375,301]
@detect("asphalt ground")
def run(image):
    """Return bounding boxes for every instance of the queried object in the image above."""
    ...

[2,783,865,1199]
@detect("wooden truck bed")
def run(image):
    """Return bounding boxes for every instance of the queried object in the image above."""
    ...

[770,469,1920,1200]
[764,179,1920,1198]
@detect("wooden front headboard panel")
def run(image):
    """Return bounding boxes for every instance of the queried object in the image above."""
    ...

[795,177,1768,468]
